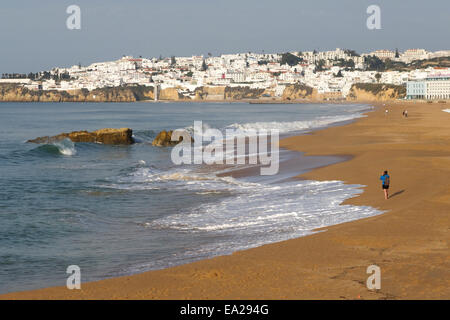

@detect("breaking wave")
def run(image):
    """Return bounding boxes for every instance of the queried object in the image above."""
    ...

[225,114,366,135]
[110,165,383,273]
[180,112,367,143]
[33,139,77,156]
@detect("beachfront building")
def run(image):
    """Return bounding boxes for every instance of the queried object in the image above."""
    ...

[406,81,426,99]
[424,76,450,100]
[407,76,450,100]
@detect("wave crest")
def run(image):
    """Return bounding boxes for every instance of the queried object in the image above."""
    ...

[226,114,365,134]
[34,139,76,156]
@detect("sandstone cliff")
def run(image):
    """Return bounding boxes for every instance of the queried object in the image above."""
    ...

[192,86,265,100]
[347,83,406,102]
[193,86,226,100]
[281,84,316,101]
[1,82,405,103]
[224,86,265,100]
[158,87,186,101]
[0,84,154,102]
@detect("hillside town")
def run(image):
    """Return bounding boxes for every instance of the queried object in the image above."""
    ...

[1,48,450,101]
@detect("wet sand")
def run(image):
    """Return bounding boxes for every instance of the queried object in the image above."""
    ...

[1,101,449,300]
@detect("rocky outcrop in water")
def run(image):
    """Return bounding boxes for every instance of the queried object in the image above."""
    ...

[151,130,193,147]
[28,128,134,145]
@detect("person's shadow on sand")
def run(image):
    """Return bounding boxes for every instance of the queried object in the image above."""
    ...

[390,190,405,198]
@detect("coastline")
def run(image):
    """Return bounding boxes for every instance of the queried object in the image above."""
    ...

[1,101,449,299]
[0,82,408,104]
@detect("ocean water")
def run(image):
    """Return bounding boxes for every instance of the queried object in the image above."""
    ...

[0,102,382,294]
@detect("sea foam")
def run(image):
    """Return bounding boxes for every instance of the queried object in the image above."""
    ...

[53,139,77,156]
[118,166,383,273]
[225,113,366,135]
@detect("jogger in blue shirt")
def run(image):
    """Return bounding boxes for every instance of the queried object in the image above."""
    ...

[380,171,390,200]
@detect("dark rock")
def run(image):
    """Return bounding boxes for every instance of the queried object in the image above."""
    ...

[152,130,193,147]
[27,128,134,145]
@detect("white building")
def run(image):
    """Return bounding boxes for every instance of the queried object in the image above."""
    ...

[369,50,396,60]
[425,76,450,100]
[0,79,32,84]
[227,71,246,83]
[407,75,450,100]
[429,50,450,59]
[400,49,429,63]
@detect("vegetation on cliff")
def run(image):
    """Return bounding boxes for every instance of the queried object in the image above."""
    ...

[224,86,265,100]
[91,85,154,101]
[282,84,314,100]
[348,83,406,100]
[0,84,154,102]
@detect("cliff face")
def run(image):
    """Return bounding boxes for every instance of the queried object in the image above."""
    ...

[194,86,226,100]
[1,83,406,103]
[281,84,316,100]
[224,86,265,100]
[192,86,265,100]
[1,84,269,102]
[347,83,406,101]
[159,87,184,101]
[0,84,154,102]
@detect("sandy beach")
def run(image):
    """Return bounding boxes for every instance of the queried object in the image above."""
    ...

[1,101,449,300]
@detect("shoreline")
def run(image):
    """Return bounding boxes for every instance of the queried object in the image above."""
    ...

[1,97,448,105]
[1,101,449,299]
[0,98,340,104]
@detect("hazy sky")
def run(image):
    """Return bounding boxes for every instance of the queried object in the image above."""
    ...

[1,0,449,73]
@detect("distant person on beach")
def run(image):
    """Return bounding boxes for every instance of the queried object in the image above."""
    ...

[385,109,389,116]
[404,110,408,118]
[380,171,390,200]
